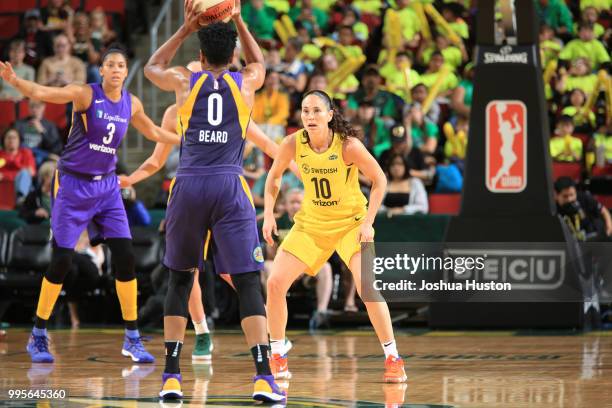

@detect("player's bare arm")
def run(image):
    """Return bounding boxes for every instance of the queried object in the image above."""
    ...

[0,61,92,109]
[343,137,387,242]
[246,123,300,178]
[130,95,181,145]
[262,134,296,245]
[143,0,200,102]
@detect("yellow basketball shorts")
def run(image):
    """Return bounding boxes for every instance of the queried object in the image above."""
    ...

[280,221,365,276]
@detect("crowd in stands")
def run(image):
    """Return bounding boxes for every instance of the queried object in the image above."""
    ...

[0,0,610,327]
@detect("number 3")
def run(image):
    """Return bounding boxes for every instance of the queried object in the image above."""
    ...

[103,123,115,144]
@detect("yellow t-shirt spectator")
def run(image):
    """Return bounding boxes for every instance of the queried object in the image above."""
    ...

[580,0,611,11]
[327,74,359,101]
[448,20,469,39]
[380,63,422,101]
[422,46,463,70]
[562,74,599,96]
[562,106,596,129]
[265,0,290,13]
[353,0,384,16]
[559,39,610,70]
[573,22,605,38]
[311,0,336,12]
[384,7,421,44]
[252,90,290,126]
[540,40,562,67]
[550,135,583,162]
[420,70,459,95]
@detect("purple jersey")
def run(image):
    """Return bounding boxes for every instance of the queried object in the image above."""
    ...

[176,70,251,175]
[59,83,131,175]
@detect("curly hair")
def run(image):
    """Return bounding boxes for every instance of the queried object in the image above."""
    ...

[198,22,237,66]
[300,90,358,143]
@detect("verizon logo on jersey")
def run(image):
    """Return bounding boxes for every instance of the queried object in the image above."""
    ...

[89,143,116,155]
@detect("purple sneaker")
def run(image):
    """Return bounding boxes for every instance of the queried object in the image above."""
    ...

[121,336,155,363]
[26,334,54,363]
[252,374,286,403]
[159,373,183,399]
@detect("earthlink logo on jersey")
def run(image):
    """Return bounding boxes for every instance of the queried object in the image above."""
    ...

[485,100,527,193]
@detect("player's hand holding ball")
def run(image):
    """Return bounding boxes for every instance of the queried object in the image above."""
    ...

[262,213,279,246]
[186,0,236,30]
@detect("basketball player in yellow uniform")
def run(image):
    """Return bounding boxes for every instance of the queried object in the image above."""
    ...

[262,90,407,383]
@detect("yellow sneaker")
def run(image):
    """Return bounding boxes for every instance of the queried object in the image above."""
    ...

[159,373,183,399]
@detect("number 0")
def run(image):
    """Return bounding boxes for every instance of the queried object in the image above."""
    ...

[208,94,223,126]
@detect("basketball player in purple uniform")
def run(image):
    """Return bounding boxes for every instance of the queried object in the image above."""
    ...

[0,46,179,364]
[144,0,285,402]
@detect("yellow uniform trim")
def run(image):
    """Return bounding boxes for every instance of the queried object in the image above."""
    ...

[81,113,88,133]
[239,175,255,209]
[223,73,251,139]
[53,169,60,198]
[203,229,212,260]
[167,177,176,205]
[177,73,209,141]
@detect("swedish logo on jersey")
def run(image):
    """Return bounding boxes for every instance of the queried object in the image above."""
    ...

[253,246,264,263]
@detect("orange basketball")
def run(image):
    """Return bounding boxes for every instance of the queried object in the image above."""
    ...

[192,0,235,25]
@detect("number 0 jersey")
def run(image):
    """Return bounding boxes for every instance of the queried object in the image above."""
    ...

[293,130,367,227]
[177,70,251,175]
[59,83,131,176]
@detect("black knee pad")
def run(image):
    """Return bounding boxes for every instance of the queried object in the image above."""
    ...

[232,271,266,320]
[107,238,136,282]
[164,269,194,318]
[45,245,75,284]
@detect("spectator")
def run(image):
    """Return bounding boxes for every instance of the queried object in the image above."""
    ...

[40,0,74,39]
[575,6,606,39]
[121,186,151,227]
[19,160,56,224]
[559,22,610,71]
[65,230,104,328]
[450,63,474,118]
[261,188,333,330]
[382,0,421,50]
[243,139,265,183]
[0,128,36,206]
[539,24,562,68]
[555,57,598,97]
[379,52,421,102]
[14,100,62,166]
[534,0,573,40]
[252,170,303,208]
[403,102,439,154]
[355,101,390,159]
[320,52,359,100]
[72,12,103,83]
[15,9,53,69]
[549,115,582,162]
[0,40,36,101]
[405,83,440,127]
[347,65,403,126]
[418,33,468,72]
[307,71,328,93]
[419,52,460,98]
[334,25,364,61]
[90,7,117,48]
[289,0,329,38]
[379,153,428,216]
[277,38,308,97]
[252,70,290,143]
[592,124,611,173]
[337,7,369,43]
[554,176,612,241]
[242,0,277,41]
[37,33,86,86]
[440,3,469,40]
[378,125,430,184]
[443,114,469,166]
[561,89,596,133]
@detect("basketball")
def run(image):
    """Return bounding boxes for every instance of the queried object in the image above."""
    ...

[191,0,235,25]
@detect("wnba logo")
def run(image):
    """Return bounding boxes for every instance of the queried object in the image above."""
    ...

[485,100,527,193]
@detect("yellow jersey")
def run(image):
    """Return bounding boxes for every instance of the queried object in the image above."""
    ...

[292,130,367,229]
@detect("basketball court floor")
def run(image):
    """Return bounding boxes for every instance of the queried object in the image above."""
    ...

[1,328,611,407]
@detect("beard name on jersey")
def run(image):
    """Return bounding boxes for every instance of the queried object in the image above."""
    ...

[199,130,229,143]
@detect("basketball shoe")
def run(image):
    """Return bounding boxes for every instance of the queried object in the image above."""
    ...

[270,338,292,379]
[26,333,54,363]
[121,335,155,363]
[159,373,183,399]
[252,374,286,403]
[383,355,407,383]
[192,333,213,361]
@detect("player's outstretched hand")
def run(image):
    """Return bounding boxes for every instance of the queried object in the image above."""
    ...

[183,0,201,32]
[231,0,242,20]
[358,222,375,243]
[262,214,278,246]
[118,175,132,188]
[0,61,17,85]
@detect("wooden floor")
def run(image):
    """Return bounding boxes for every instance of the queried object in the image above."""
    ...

[1,328,611,407]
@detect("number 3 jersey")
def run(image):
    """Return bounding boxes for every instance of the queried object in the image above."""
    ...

[59,83,131,175]
[177,70,250,174]
[293,130,367,227]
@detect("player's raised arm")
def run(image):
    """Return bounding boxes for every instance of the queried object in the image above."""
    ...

[246,122,300,178]
[232,0,265,93]
[262,134,296,245]
[343,137,387,242]
[143,0,199,93]
[130,95,181,145]
[0,61,91,107]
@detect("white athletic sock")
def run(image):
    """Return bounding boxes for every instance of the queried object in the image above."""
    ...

[382,340,399,358]
[193,319,209,335]
[270,338,286,356]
